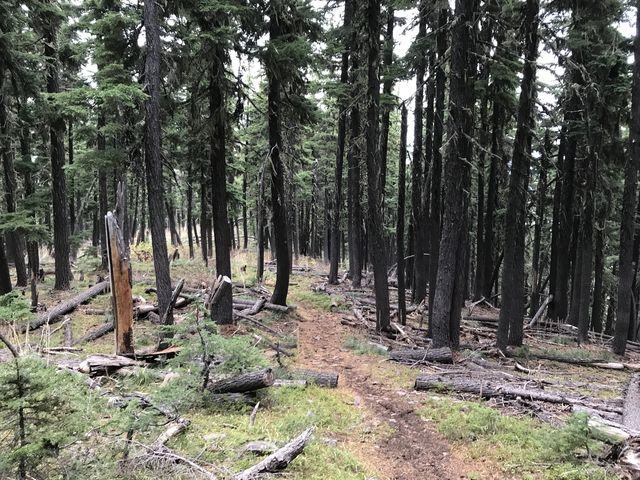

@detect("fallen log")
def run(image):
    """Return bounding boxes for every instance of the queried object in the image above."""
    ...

[20,281,110,332]
[72,321,114,345]
[273,379,307,388]
[390,347,453,364]
[290,369,338,388]
[233,299,290,313]
[79,354,143,375]
[245,297,267,315]
[154,419,190,447]
[414,375,623,414]
[525,294,553,329]
[234,427,314,480]
[251,334,293,357]
[623,374,640,431]
[234,311,281,336]
[161,278,185,326]
[207,368,274,394]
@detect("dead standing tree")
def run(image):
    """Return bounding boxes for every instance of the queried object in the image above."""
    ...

[105,212,134,355]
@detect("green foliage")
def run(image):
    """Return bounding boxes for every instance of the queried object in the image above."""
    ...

[0,292,35,325]
[343,336,387,356]
[0,357,106,478]
[419,397,615,479]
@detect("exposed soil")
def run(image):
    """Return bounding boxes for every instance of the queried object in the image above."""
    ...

[293,304,500,480]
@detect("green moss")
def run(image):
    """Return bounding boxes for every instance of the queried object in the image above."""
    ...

[419,397,618,479]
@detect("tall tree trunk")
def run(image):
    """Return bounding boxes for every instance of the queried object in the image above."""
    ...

[348,29,363,288]
[591,202,606,334]
[267,6,291,306]
[19,126,39,279]
[98,115,108,269]
[397,104,408,325]
[365,0,390,331]
[0,86,27,286]
[68,118,75,238]
[412,0,428,304]
[548,129,566,318]
[43,6,72,290]
[529,131,551,317]
[379,2,395,206]
[329,0,353,285]
[209,43,233,325]
[427,4,448,330]
[186,166,194,259]
[614,0,640,355]
[0,236,10,294]
[242,167,248,249]
[431,0,476,349]
[497,0,539,350]
[143,0,173,337]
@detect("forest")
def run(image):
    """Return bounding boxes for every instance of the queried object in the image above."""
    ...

[3,0,640,478]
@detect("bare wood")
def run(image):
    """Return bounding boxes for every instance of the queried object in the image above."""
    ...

[154,418,190,447]
[78,354,143,375]
[414,375,623,414]
[210,275,232,324]
[525,294,553,329]
[161,278,185,326]
[63,318,73,347]
[106,212,134,355]
[233,299,290,313]
[623,374,640,431]
[20,280,110,332]
[207,368,274,394]
[249,401,260,426]
[390,347,453,365]
[234,427,314,480]
[273,379,307,388]
[246,297,267,315]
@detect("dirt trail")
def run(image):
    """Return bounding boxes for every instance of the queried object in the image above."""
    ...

[293,305,494,480]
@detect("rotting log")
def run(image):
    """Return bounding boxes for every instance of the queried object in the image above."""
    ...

[154,418,190,447]
[290,369,338,388]
[390,347,453,364]
[73,320,114,345]
[207,368,274,394]
[414,375,623,414]
[623,374,640,431]
[233,299,290,313]
[244,297,267,315]
[20,280,110,332]
[78,354,143,376]
[105,211,134,355]
[234,427,314,480]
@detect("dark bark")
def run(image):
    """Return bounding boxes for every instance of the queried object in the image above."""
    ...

[427,5,448,330]
[0,87,27,287]
[496,0,539,350]
[186,165,194,259]
[19,127,39,280]
[43,8,72,290]
[209,42,233,325]
[548,129,566,320]
[267,6,291,306]
[431,0,476,349]
[379,3,395,207]
[615,0,640,355]
[200,172,209,266]
[348,25,363,287]
[591,206,606,333]
[397,105,408,325]
[529,131,551,317]
[143,0,174,336]
[365,0,390,332]
[0,236,11,294]
[412,1,428,304]
[329,0,353,285]
[207,368,274,394]
[389,347,453,364]
[242,167,248,250]
[98,114,108,269]
[68,118,75,237]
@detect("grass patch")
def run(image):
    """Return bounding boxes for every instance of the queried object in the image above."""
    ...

[170,386,372,479]
[419,396,618,479]
[343,336,387,356]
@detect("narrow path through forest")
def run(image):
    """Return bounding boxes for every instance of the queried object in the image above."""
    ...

[292,301,500,479]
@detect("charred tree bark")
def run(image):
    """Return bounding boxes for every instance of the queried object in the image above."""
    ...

[411,0,428,305]
[329,0,353,285]
[365,0,390,332]
[497,0,539,350]
[397,105,408,325]
[379,3,395,206]
[144,0,174,340]
[615,0,640,355]
[42,6,72,290]
[209,42,233,325]
[431,0,476,349]
[427,4,448,330]
[267,6,291,306]
[98,115,108,269]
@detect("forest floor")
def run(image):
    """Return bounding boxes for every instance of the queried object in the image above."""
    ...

[0,244,634,479]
